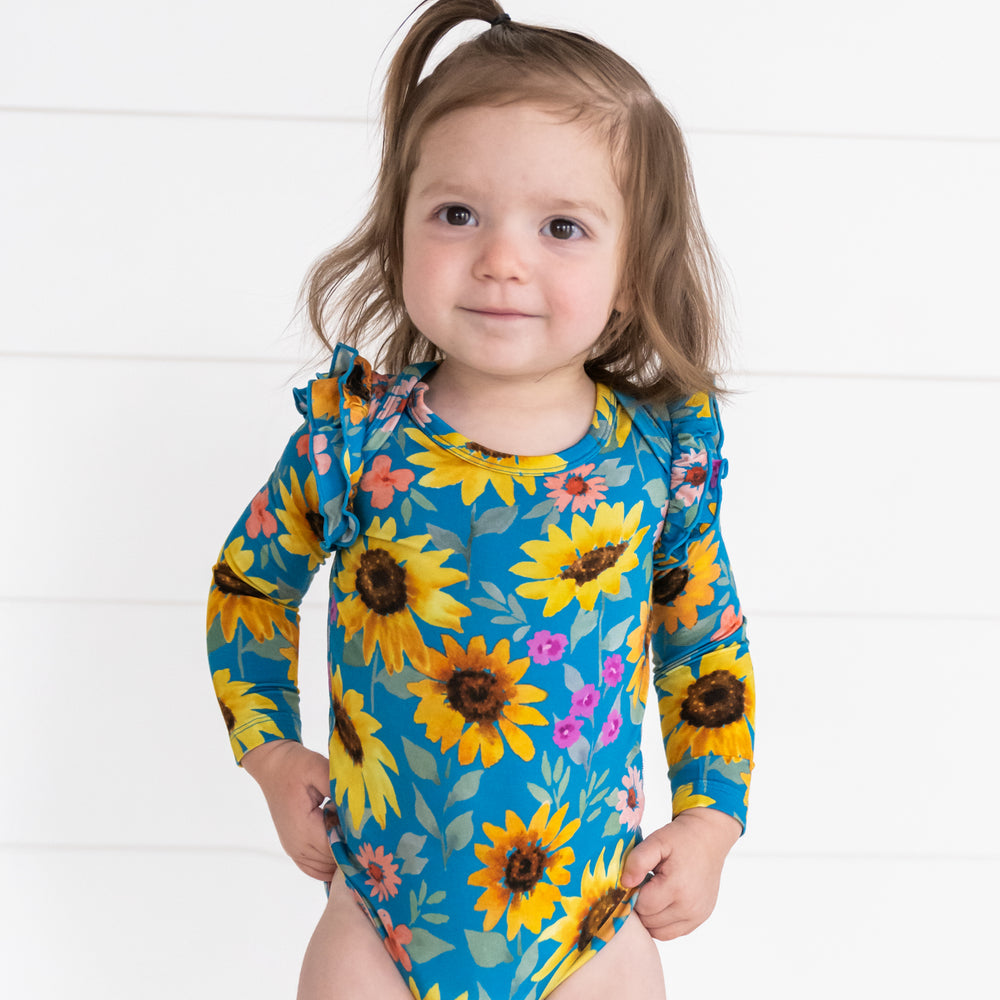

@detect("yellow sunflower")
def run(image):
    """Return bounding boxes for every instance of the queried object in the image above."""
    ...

[405,429,548,505]
[469,802,580,939]
[512,502,647,617]
[329,666,400,829]
[672,782,717,813]
[657,643,755,765]
[407,980,469,1000]
[651,531,722,634]
[212,669,284,759]
[207,539,297,645]
[624,600,651,708]
[533,840,632,996]
[408,635,547,767]
[335,517,470,675]
[276,466,326,571]
[593,384,632,449]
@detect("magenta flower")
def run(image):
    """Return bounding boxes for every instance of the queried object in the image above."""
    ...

[600,709,623,747]
[527,630,568,665]
[552,715,583,749]
[570,684,600,719]
[602,654,624,686]
[245,488,277,539]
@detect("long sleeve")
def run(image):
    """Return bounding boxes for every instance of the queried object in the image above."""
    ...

[648,393,755,828]
[206,344,374,763]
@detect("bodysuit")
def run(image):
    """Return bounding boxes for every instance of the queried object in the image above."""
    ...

[207,344,755,1000]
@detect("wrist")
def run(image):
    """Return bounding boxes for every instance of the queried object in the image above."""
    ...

[671,807,742,850]
[241,738,297,782]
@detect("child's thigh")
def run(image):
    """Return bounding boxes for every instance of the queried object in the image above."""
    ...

[297,871,413,1000]
[547,912,666,1000]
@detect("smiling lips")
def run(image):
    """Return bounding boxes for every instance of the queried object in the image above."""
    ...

[461,306,539,319]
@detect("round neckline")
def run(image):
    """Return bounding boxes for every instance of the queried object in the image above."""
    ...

[399,365,619,474]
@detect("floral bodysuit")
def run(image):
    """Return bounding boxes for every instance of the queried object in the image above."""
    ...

[207,345,755,1000]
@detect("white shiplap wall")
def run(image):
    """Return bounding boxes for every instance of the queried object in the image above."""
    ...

[2,2,997,997]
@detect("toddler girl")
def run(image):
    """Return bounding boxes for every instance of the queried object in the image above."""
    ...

[207,3,755,998]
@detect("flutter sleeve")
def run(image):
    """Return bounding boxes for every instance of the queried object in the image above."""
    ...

[206,344,372,763]
[633,392,755,828]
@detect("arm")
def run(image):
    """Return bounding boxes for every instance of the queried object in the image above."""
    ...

[622,394,755,937]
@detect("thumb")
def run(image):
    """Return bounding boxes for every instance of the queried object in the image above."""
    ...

[621,834,668,888]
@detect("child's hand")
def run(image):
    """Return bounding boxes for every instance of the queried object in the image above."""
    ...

[241,740,337,882]
[621,807,742,940]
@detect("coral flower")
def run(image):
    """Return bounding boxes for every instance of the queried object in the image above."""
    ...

[377,909,412,971]
[328,667,400,829]
[335,517,470,675]
[408,635,547,767]
[469,802,580,940]
[544,464,608,513]
[656,643,755,765]
[356,843,401,902]
[245,488,278,538]
[360,454,415,510]
[512,501,647,617]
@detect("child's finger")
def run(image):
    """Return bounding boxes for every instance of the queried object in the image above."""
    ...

[621,835,669,888]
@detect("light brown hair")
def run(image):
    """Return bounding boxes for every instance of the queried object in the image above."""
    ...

[304,0,727,402]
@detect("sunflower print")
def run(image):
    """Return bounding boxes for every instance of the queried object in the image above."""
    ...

[335,516,470,675]
[408,635,547,767]
[469,802,580,939]
[511,501,647,617]
[651,531,723,634]
[533,839,632,995]
[329,666,400,829]
[657,642,755,764]
[208,344,754,998]
[212,669,284,757]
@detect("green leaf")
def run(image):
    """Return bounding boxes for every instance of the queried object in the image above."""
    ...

[444,769,483,810]
[407,926,455,963]
[422,912,449,924]
[481,580,506,603]
[409,488,437,511]
[507,593,526,621]
[400,496,413,525]
[464,930,514,968]
[426,524,467,557]
[568,737,590,767]
[444,810,474,856]
[541,751,552,785]
[402,737,441,785]
[643,477,669,509]
[570,607,599,650]
[412,784,441,841]
[524,500,553,519]
[526,783,552,807]
[604,810,623,837]
[557,767,570,802]
[377,663,421,700]
[601,616,634,654]
[395,832,428,876]
[513,625,530,642]
[587,807,602,822]
[473,504,518,536]
[552,755,564,785]
[426,890,446,906]
[512,938,542,992]
[607,574,633,603]
[563,663,584,693]
[471,596,508,612]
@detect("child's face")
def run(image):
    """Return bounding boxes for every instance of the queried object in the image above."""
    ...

[402,102,625,389]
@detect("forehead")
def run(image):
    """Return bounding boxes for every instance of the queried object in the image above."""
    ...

[410,103,621,205]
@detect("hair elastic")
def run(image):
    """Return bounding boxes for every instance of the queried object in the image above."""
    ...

[490,13,511,26]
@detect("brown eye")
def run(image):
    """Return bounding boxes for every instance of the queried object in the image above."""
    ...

[544,218,583,240]
[441,205,474,226]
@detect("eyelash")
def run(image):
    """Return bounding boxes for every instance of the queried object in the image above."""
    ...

[434,206,588,241]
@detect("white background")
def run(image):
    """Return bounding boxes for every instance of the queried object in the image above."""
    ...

[2,1,998,997]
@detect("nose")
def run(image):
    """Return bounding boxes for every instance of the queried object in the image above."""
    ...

[472,225,528,282]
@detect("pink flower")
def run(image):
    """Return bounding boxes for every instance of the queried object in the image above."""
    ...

[711,604,744,640]
[377,909,413,971]
[359,454,415,509]
[570,684,600,719]
[602,654,624,685]
[600,709,623,746]
[553,715,583,749]
[527,630,568,665]
[311,433,332,475]
[544,463,608,513]
[671,448,708,507]
[356,843,401,902]
[245,488,277,538]
[616,765,645,831]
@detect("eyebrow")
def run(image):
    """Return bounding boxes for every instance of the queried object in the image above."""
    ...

[413,182,611,225]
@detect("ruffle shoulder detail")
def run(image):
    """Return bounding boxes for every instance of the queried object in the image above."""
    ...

[624,390,729,560]
[292,343,373,551]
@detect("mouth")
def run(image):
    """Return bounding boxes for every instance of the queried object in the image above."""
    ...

[461,307,537,319]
